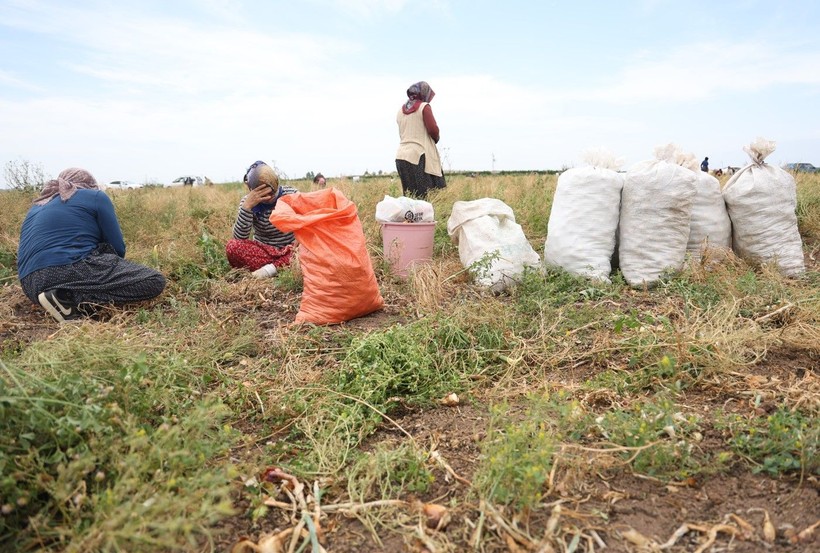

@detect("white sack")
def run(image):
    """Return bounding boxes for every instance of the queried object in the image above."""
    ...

[722,138,805,276]
[447,198,541,292]
[619,145,697,287]
[687,171,732,259]
[544,149,624,282]
[375,195,435,223]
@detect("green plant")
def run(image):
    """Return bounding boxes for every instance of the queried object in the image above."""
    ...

[718,407,819,476]
[275,266,303,292]
[513,267,619,316]
[338,322,466,404]
[348,442,433,499]
[592,394,703,477]
[474,399,557,508]
[432,224,455,256]
[586,354,702,395]
[198,230,231,277]
[286,319,493,475]
[188,196,216,221]
[467,250,501,283]
[662,274,724,310]
[0,246,16,281]
[0,359,237,551]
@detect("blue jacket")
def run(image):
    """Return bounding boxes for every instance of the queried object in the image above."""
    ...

[17,189,126,279]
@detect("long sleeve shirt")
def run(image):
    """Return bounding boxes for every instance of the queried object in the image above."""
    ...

[232,185,298,248]
[17,189,126,279]
[422,104,440,143]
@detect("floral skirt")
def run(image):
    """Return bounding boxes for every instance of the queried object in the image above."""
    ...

[225,240,294,271]
[20,243,166,307]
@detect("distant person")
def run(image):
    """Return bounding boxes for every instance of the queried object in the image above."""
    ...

[313,173,327,187]
[701,157,709,172]
[17,167,166,323]
[226,161,297,278]
[395,81,446,198]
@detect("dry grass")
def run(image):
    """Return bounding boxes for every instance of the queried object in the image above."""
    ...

[1,172,818,553]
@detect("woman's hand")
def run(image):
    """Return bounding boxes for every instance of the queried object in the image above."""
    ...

[243,185,275,210]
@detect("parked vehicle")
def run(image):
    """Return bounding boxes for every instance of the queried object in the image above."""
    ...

[166,175,204,187]
[105,180,141,190]
[783,163,819,173]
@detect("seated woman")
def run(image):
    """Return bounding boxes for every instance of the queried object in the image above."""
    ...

[225,161,297,277]
[17,167,166,323]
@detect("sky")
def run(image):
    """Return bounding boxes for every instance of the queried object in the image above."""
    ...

[1,0,819,187]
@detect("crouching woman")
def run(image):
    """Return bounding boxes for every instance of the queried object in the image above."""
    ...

[225,161,297,278]
[17,168,166,323]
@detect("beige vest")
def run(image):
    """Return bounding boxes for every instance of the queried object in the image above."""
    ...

[395,103,442,176]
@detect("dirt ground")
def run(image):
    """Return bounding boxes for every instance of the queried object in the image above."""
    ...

[210,340,818,552]
[2,255,818,552]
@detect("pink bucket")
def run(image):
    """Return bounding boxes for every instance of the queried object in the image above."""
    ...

[381,222,436,277]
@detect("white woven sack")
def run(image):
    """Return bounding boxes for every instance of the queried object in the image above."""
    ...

[687,171,732,260]
[447,198,541,292]
[722,138,804,276]
[544,150,624,283]
[619,145,697,287]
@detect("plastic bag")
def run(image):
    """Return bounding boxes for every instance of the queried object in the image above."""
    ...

[544,149,624,282]
[722,138,804,275]
[270,188,384,324]
[375,195,435,223]
[447,198,541,292]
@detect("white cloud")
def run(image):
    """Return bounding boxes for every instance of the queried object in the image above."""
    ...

[319,0,450,18]
[0,74,403,183]
[0,69,41,92]
[1,2,818,180]
[570,40,820,104]
[182,0,247,24]
[0,2,350,95]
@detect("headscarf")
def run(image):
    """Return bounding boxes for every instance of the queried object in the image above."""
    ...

[33,167,99,205]
[243,160,282,216]
[243,160,265,187]
[402,81,435,114]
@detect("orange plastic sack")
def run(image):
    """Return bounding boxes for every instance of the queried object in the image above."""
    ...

[270,188,384,324]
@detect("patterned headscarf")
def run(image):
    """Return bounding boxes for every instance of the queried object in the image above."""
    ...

[243,160,283,216]
[33,167,99,205]
[243,160,266,189]
[403,81,435,114]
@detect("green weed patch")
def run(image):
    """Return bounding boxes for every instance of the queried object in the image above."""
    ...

[474,399,557,509]
[718,407,819,476]
[0,359,237,552]
[283,318,509,475]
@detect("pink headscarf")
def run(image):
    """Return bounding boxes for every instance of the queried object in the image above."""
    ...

[33,167,99,205]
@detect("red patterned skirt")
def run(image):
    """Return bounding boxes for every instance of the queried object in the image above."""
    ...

[225,239,294,271]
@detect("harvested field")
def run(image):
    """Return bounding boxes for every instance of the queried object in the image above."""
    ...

[1,173,818,552]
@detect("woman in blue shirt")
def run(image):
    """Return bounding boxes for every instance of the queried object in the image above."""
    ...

[17,167,166,322]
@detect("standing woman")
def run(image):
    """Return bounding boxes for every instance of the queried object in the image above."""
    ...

[395,81,446,197]
[17,168,166,323]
